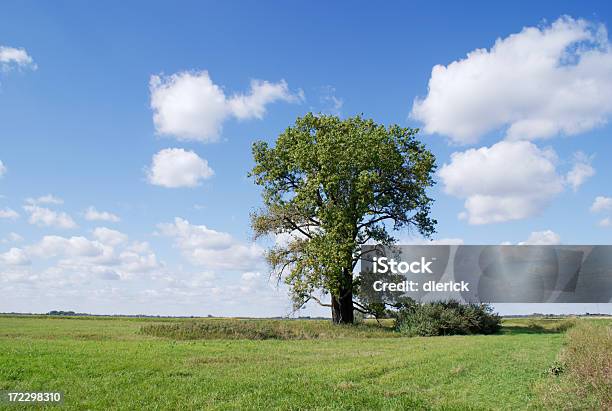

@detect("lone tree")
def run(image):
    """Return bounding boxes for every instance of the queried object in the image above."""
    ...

[250,113,436,324]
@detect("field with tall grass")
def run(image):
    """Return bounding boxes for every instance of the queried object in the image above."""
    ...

[536,320,611,409]
[0,315,609,410]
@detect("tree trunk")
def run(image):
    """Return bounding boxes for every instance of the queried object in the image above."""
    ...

[331,288,354,324]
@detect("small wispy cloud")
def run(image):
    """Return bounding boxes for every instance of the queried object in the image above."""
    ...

[84,206,120,222]
[318,85,344,115]
[0,45,36,70]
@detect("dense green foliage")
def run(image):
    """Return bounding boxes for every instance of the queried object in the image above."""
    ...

[250,113,437,323]
[394,300,502,337]
[0,315,594,409]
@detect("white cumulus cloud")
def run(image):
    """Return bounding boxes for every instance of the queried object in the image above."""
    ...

[28,235,107,259]
[518,230,561,245]
[23,205,77,229]
[0,207,19,220]
[0,45,36,70]
[0,247,30,265]
[0,160,6,177]
[439,140,564,224]
[146,148,214,188]
[150,71,302,142]
[23,231,160,281]
[412,16,612,145]
[92,227,128,246]
[157,217,263,271]
[591,196,612,228]
[84,206,120,222]
[590,196,612,213]
[565,152,595,191]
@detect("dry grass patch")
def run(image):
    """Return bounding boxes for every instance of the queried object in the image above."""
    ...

[140,318,395,340]
[537,320,611,409]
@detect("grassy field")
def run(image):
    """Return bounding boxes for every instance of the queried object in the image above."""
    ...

[0,315,608,410]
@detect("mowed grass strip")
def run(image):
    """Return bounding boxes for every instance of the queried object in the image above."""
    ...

[0,316,582,410]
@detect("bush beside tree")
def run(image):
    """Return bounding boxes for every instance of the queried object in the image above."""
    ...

[393,300,501,337]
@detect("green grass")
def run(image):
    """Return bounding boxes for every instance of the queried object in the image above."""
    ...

[0,315,606,410]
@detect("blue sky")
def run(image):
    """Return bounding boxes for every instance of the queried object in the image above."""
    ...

[1,1,612,316]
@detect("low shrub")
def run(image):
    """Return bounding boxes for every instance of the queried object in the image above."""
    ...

[551,318,578,333]
[141,320,319,340]
[527,319,545,331]
[140,318,395,340]
[394,300,501,337]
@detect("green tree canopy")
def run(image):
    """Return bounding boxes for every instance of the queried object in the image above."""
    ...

[250,113,437,324]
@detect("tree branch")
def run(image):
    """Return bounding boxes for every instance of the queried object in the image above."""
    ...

[357,213,394,230]
[352,300,370,312]
[352,304,368,314]
[306,295,332,308]
[284,218,313,239]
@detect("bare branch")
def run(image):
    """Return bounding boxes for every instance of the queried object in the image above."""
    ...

[353,305,368,314]
[306,295,332,308]
[284,218,313,239]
